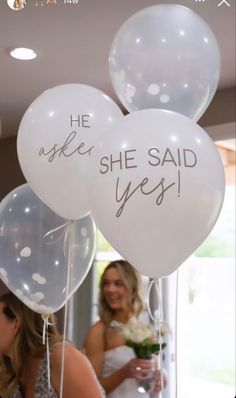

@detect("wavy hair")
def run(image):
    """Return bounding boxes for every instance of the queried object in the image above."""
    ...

[0,292,61,397]
[99,260,143,326]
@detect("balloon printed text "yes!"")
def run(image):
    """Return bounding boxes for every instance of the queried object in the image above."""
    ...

[90,109,225,279]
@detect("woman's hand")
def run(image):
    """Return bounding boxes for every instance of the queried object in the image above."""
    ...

[151,368,168,396]
[124,358,155,380]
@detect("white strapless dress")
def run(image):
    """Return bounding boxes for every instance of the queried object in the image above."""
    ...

[101,346,150,398]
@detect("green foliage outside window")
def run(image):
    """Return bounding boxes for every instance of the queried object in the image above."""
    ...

[195,234,235,258]
[96,229,114,253]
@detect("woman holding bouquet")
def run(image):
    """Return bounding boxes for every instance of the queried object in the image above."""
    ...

[84,260,167,397]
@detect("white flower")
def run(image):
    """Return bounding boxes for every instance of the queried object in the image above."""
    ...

[122,320,155,343]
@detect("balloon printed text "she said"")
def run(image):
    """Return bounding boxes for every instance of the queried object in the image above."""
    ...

[99,147,197,217]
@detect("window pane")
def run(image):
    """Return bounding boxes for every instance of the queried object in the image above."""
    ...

[177,185,235,398]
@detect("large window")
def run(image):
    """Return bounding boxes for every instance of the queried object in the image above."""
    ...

[176,140,235,398]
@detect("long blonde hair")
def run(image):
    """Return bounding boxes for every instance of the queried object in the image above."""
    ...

[99,260,143,326]
[0,292,61,397]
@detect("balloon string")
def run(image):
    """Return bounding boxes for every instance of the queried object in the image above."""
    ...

[155,280,163,396]
[59,233,72,398]
[41,220,74,396]
[175,269,179,398]
[146,279,154,321]
[41,314,53,392]
[42,315,48,346]
[42,220,73,245]
[46,329,50,391]
[146,278,164,397]
[154,279,164,398]
[146,278,163,322]
[63,221,74,257]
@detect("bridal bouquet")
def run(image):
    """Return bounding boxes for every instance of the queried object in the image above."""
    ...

[111,319,168,394]
[112,319,167,359]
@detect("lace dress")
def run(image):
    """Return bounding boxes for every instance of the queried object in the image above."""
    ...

[11,348,105,398]
[12,354,58,398]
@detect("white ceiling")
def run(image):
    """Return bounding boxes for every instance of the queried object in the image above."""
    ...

[0,0,235,140]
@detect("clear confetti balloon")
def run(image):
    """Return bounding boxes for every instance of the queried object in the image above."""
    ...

[0,184,96,314]
[109,4,220,121]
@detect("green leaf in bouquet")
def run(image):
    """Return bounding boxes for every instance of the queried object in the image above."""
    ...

[126,341,167,359]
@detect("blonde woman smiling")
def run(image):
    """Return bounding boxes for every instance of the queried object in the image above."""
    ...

[84,260,167,398]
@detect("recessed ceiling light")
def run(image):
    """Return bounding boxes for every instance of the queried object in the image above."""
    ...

[9,47,37,60]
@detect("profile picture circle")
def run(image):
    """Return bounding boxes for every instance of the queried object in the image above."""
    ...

[7,0,27,10]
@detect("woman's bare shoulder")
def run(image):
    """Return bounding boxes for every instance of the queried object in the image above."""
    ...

[83,320,106,353]
[86,320,105,339]
[50,342,81,364]
[50,342,104,396]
